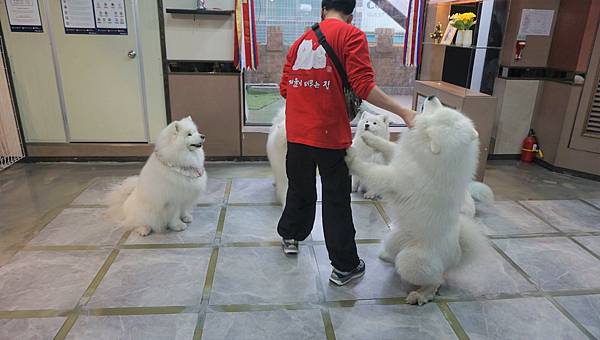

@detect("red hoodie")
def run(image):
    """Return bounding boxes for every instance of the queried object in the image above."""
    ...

[280,18,376,149]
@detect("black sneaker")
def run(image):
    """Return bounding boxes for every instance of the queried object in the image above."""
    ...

[282,239,299,255]
[329,259,365,286]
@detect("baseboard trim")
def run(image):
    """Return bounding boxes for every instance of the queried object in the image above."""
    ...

[534,159,600,182]
[24,143,269,162]
[488,154,521,160]
[26,142,154,158]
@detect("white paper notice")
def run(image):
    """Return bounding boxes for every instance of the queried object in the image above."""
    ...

[518,9,554,37]
[5,0,42,28]
[94,0,126,30]
[61,0,95,29]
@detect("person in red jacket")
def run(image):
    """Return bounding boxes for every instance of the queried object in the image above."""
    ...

[278,0,416,286]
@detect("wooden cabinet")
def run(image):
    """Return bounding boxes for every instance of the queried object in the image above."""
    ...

[168,73,242,157]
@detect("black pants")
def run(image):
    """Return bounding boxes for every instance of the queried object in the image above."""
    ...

[277,142,360,272]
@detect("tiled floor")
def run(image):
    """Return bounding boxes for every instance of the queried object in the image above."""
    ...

[0,161,600,339]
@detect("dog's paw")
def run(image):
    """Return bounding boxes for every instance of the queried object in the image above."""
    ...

[135,226,152,237]
[181,213,193,224]
[363,192,381,200]
[406,290,433,306]
[345,147,358,167]
[169,221,188,232]
[360,131,378,147]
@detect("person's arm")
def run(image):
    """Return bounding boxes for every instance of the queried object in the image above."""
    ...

[366,86,417,128]
[344,30,416,128]
[279,48,294,98]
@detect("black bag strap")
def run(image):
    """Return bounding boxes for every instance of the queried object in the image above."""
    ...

[311,23,353,91]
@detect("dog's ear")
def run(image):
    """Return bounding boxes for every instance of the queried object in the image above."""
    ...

[173,121,179,134]
[360,111,366,120]
[425,126,441,154]
[382,115,389,125]
[471,127,479,141]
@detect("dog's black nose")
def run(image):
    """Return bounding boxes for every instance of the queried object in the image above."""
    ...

[199,134,206,140]
[364,124,370,129]
[426,95,436,101]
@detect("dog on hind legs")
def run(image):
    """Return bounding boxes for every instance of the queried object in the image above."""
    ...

[351,111,391,199]
[266,107,288,206]
[345,96,490,305]
[107,116,207,236]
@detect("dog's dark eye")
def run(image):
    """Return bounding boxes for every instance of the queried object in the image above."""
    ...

[373,122,377,125]
[187,133,192,136]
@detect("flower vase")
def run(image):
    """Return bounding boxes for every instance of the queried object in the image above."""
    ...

[455,30,464,46]
[460,30,472,47]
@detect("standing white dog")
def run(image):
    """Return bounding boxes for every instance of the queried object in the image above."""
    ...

[345,96,488,305]
[351,111,390,199]
[107,117,207,236]
[266,108,288,206]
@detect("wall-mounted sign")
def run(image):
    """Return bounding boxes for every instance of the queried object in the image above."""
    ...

[61,0,127,35]
[518,9,554,38]
[5,0,43,33]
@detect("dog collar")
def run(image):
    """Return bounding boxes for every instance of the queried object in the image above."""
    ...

[154,151,205,178]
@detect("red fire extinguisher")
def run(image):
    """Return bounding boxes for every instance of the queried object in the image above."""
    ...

[521,129,543,163]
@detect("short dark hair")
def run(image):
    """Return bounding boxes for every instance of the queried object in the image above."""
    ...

[321,0,356,15]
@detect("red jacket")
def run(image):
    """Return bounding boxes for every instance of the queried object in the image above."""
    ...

[280,18,376,149]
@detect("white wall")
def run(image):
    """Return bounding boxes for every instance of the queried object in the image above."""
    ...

[163,0,235,61]
[493,79,540,154]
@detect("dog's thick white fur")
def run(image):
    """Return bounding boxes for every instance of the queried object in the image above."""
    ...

[107,117,207,236]
[345,96,489,305]
[351,111,391,199]
[266,108,288,206]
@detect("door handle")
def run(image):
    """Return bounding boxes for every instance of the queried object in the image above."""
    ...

[128,50,137,59]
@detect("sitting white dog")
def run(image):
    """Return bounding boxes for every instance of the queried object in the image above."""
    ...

[266,108,288,206]
[351,111,390,199]
[107,117,207,236]
[345,96,489,305]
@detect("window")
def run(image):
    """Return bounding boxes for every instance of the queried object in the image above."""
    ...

[243,0,415,126]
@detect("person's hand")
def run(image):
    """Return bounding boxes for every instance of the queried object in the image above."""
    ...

[401,109,417,129]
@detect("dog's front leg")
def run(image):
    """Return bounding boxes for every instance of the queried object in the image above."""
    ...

[346,148,399,197]
[169,215,188,232]
[351,176,360,193]
[180,204,194,224]
[361,132,395,163]
[406,285,440,306]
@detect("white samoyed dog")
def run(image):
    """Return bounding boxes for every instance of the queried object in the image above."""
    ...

[107,117,207,236]
[266,107,288,206]
[345,96,490,305]
[351,111,391,199]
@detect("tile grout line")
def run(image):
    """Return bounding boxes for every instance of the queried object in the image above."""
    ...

[373,200,392,228]
[492,232,598,339]
[515,201,565,234]
[192,182,229,340]
[309,245,337,340]
[489,242,541,290]
[53,247,120,339]
[437,302,470,340]
[193,247,220,340]
[568,237,600,262]
[579,198,600,212]
[2,289,600,319]
[545,296,598,340]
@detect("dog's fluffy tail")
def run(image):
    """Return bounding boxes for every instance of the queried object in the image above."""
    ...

[468,181,494,205]
[106,176,138,220]
[458,215,490,266]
